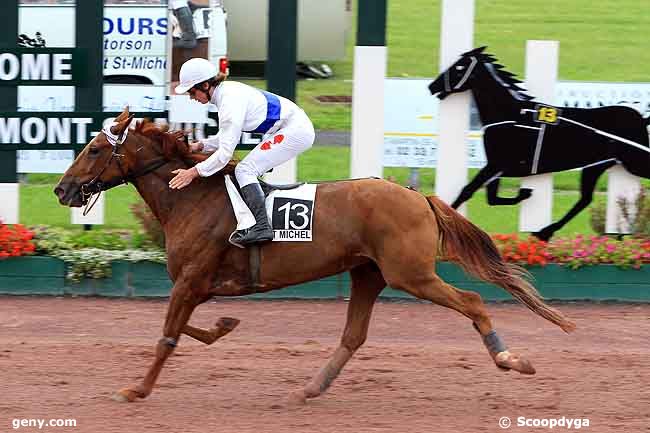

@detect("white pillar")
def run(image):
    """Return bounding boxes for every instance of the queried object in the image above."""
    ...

[606,165,641,233]
[71,193,105,225]
[435,0,474,215]
[350,45,387,178]
[0,184,19,224]
[519,40,558,232]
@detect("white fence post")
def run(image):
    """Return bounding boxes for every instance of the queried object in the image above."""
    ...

[519,40,558,233]
[606,165,640,233]
[0,184,19,224]
[350,45,387,179]
[71,194,105,225]
[434,0,474,215]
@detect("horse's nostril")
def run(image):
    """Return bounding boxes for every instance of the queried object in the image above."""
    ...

[54,186,65,199]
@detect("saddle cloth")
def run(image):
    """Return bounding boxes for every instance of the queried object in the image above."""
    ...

[225,175,317,247]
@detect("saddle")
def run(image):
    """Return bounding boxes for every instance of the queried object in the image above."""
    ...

[258,179,304,196]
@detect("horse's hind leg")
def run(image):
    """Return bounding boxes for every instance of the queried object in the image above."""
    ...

[288,262,385,405]
[399,273,535,375]
[183,317,240,345]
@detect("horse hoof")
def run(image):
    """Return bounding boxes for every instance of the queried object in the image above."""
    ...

[494,351,536,375]
[216,317,240,332]
[111,388,142,402]
[287,390,307,406]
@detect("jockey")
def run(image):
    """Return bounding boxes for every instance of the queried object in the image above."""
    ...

[169,58,315,245]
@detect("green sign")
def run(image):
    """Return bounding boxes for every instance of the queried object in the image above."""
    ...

[0,48,85,86]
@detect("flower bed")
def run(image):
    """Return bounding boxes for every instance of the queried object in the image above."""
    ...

[492,234,650,269]
[0,222,35,259]
[0,225,648,301]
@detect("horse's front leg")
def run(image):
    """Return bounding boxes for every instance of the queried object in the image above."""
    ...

[183,317,240,345]
[451,166,500,209]
[112,280,201,402]
[486,178,533,205]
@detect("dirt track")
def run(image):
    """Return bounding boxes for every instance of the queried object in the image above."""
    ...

[0,297,648,433]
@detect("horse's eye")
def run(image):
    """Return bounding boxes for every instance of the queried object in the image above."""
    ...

[88,147,100,156]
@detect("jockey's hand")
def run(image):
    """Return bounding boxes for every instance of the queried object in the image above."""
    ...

[169,167,199,189]
[188,140,204,153]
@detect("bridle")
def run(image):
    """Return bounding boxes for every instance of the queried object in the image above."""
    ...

[79,122,169,215]
[443,55,478,93]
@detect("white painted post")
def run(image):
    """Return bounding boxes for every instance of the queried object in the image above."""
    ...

[519,40,558,233]
[0,184,19,224]
[350,45,387,178]
[606,165,640,233]
[71,194,105,225]
[435,0,474,215]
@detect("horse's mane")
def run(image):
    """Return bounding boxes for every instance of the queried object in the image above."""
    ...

[462,47,534,101]
[131,119,237,175]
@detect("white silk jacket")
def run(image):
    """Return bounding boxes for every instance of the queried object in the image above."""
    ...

[195,81,299,177]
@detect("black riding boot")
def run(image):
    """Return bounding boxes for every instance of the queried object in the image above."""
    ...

[173,6,197,49]
[236,183,274,245]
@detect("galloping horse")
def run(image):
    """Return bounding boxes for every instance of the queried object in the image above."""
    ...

[54,108,575,404]
[429,47,650,241]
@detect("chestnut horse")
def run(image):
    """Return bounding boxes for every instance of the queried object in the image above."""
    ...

[54,108,575,405]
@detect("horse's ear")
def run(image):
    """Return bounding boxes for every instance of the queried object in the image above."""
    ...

[114,106,130,122]
[110,114,134,136]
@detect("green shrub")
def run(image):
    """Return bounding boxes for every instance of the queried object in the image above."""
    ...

[130,201,165,249]
[618,188,650,237]
[589,200,607,235]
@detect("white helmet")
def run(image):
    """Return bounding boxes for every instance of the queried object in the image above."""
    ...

[174,58,218,94]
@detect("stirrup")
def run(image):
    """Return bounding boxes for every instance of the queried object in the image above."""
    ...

[234,226,274,246]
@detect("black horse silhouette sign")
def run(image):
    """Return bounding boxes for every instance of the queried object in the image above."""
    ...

[429,47,650,241]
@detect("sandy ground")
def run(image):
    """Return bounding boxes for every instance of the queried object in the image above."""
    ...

[0,297,648,433]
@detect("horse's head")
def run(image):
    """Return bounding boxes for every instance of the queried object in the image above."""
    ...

[428,46,488,100]
[54,107,144,208]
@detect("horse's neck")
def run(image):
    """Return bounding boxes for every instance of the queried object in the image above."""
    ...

[471,68,524,124]
[131,156,229,228]
[132,159,184,226]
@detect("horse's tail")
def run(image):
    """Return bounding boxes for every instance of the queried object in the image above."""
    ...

[426,195,576,333]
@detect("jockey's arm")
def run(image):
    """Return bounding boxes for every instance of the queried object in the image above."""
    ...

[194,98,246,177]
[198,135,219,153]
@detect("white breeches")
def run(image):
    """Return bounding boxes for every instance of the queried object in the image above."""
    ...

[235,109,315,187]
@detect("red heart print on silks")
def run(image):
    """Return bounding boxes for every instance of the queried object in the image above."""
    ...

[260,135,284,150]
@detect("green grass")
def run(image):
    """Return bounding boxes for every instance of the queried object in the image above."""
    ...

[265,0,650,130]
